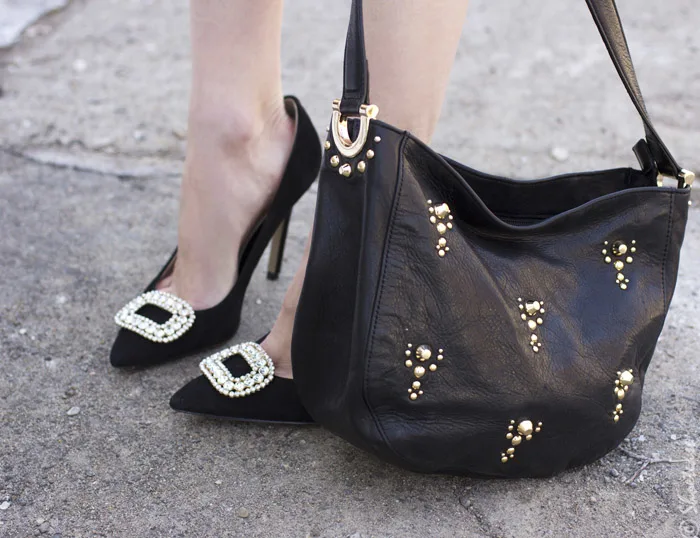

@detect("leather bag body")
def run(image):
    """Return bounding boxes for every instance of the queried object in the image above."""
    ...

[292,0,693,477]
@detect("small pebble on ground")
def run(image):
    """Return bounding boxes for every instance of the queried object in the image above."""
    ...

[72,59,88,72]
[550,146,570,162]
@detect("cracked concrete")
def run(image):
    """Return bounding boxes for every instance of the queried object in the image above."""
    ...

[0,0,698,537]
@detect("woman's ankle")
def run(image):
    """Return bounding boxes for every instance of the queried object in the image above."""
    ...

[187,96,292,155]
[261,301,297,379]
[260,234,311,380]
[161,97,295,310]
[182,97,295,204]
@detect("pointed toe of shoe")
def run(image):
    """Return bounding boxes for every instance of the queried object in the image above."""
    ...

[110,329,166,368]
[169,374,214,414]
[170,368,314,424]
[110,329,143,367]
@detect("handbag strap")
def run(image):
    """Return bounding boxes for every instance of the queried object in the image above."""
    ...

[339,0,688,182]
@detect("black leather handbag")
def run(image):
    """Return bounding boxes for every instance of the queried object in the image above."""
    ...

[292,0,694,477]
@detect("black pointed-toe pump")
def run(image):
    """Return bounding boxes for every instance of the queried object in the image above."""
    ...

[110,97,321,368]
[170,340,314,424]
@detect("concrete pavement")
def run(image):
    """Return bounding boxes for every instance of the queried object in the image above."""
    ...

[1,1,698,536]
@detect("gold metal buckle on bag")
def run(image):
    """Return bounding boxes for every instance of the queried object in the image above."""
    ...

[331,99,379,158]
[657,168,695,188]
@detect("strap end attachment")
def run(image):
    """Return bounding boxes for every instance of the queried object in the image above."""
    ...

[331,99,379,159]
[636,138,693,189]
[679,169,695,188]
[656,168,695,189]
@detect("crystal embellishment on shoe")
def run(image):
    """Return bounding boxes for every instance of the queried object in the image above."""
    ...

[114,290,196,343]
[199,342,275,398]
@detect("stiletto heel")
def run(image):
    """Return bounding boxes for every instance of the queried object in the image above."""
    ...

[110,96,321,368]
[266,213,290,281]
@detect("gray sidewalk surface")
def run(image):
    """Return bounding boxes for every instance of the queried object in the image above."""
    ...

[0,1,698,537]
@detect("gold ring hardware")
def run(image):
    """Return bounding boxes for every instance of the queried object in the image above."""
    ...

[657,168,695,188]
[331,99,379,159]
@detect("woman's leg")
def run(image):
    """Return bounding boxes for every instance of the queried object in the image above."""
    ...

[158,0,295,310]
[365,0,471,142]
[263,0,470,378]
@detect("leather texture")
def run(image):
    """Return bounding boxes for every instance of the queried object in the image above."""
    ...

[293,2,691,477]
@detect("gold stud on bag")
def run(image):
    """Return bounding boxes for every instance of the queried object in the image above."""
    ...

[403,343,444,400]
[325,122,381,176]
[427,201,454,257]
[518,298,545,352]
[500,420,543,463]
[292,0,693,478]
[602,240,636,290]
[611,369,634,422]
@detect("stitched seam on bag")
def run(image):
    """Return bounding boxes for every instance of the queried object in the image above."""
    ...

[362,133,410,461]
[661,192,674,313]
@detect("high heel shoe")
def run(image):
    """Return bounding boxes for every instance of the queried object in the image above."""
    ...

[110,97,321,368]
[169,340,314,424]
